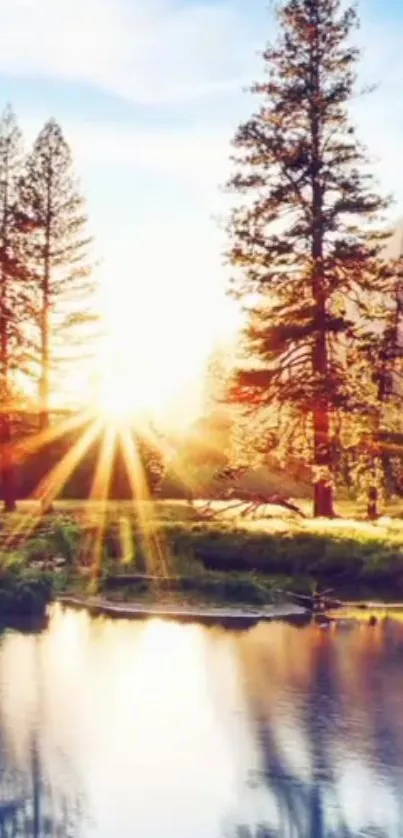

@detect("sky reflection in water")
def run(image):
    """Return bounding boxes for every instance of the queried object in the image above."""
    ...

[0,605,402,837]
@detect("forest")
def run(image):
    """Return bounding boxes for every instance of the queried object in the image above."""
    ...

[0,0,403,524]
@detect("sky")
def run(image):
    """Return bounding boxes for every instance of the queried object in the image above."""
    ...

[0,0,403,419]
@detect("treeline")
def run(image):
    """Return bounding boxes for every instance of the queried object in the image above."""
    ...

[0,105,96,511]
[223,0,403,517]
[197,357,403,511]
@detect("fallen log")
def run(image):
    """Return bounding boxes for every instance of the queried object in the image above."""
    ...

[199,466,307,518]
[197,494,306,519]
[276,587,344,612]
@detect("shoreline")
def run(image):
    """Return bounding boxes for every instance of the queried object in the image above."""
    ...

[57,595,403,631]
[57,595,311,629]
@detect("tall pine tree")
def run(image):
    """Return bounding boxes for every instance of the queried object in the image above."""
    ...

[0,105,29,511]
[227,0,397,516]
[19,119,96,430]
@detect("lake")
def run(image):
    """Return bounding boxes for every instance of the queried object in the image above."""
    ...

[0,605,402,837]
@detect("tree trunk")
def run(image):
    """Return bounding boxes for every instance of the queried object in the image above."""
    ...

[367,484,380,520]
[39,299,50,433]
[0,285,15,512]
[367,436,382,520]
[38,173,53,515]
[313,403,334,517]
[0,155,16,513]
[0,414,16,512]
[367,344,388,520]
[39,260,50,429]
[39,302,53,514]
[309,2,335,519]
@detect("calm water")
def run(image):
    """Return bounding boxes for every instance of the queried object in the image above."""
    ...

[0,606,403,837]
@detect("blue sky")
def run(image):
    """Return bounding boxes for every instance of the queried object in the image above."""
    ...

[1,0,402,413]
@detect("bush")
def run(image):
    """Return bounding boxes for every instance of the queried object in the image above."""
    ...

[0,554,54,624]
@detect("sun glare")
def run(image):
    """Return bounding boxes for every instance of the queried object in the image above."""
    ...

[97,372,139,423]
[94,342,204,429]
[95,358,155,424]
[93,284,239,428]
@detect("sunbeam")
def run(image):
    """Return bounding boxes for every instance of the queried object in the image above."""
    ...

[137,421,199,500]
[118,424,169,578]
[86,423,117,589]
[118,514,134,564]
[33,419,104,508]
[4,419,104,548]
[13,407,95,462]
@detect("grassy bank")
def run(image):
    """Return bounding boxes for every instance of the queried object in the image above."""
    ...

[0,499,402,622]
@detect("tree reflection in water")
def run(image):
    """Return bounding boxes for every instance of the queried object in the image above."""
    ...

[0,737,84,837]
[227,717,395,838]
[226,622,403,838]
[0,634,86,838]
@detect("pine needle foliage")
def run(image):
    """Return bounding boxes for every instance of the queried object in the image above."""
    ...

[19,119,97,429]
[227,0,399,516]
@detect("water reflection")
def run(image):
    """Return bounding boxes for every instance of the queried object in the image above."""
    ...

[0,606,402,837]
[231,621,403,838]
[0,630,85,836]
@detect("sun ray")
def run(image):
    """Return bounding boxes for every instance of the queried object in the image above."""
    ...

[13,407,95,463]
[33,418,104,508]
[4,419,104,547]
[85,423,117,589]
[135,421,201,500]
[118,424,169,578]
[1,407,96,544]
[118,514,134,565]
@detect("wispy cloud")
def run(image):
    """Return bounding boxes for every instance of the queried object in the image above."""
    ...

[0,0,260,104]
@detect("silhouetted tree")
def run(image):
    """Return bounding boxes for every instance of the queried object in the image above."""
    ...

[227,0,397,517]
[19,119,97,431]
[0,105,30,511]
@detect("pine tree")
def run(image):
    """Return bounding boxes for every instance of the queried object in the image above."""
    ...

[227,0,398,516]
[361,270,403,517]
[19,119,96,431]
[0,105,29,511]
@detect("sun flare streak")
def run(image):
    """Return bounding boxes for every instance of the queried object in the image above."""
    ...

[86,423,117,586]
[3,418,104,547]
[14,407,95,462]
[135,421,199,499]
[118,425,169,577]
[32,419,104,508]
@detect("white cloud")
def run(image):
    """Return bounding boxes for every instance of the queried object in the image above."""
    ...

[0,0,260,104]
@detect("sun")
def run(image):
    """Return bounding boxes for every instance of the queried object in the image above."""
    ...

[93,346,181,424]
[96,362,148,423]
[92,325,204,426]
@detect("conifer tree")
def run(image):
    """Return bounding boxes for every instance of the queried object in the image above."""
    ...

[227,0,397,516]
[19,119,96,431]
[0,105,28,511]
[361,274,403,517]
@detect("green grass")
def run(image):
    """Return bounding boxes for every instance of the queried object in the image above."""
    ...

[0,499,402,619]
